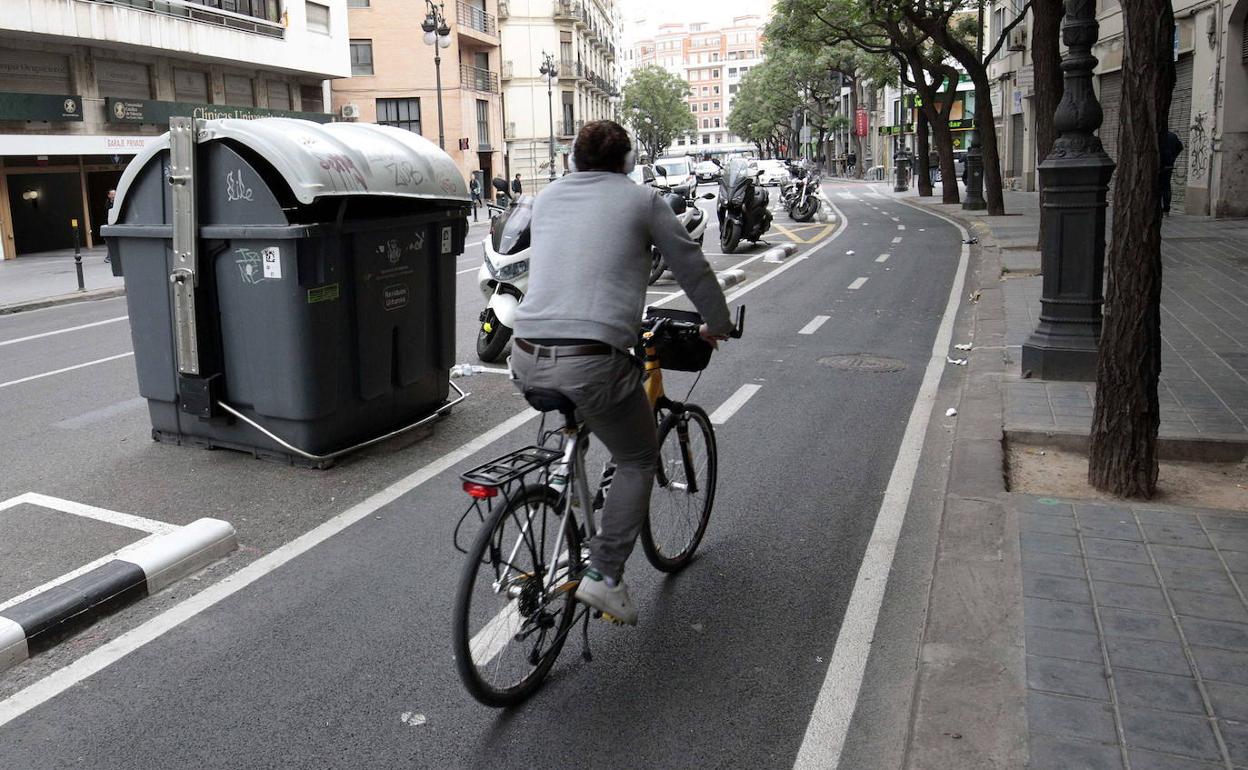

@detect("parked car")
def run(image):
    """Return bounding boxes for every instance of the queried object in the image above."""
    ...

[695,160,722,183]
[628,164,658,187]
[755,159,790,187]
[654,156,697,197]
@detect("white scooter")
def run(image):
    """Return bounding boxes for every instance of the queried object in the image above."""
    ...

[649,188,716,285]
[476,191,532,362]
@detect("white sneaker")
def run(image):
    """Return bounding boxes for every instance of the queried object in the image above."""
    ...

[575,569,638,625]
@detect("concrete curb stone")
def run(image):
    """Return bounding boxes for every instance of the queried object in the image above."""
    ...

[0,287,126,316]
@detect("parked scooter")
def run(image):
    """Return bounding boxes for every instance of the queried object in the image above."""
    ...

[476,187,531,362]
[649,168,716,284]
[717,158,773,254]
[780,161,823,222]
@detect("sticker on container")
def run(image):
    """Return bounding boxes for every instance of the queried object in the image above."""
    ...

[383,283,409,311]
[307,282,340,304]
[262,246,282,279]
[441,226,453,255]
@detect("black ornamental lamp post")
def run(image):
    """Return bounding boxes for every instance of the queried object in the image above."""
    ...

[539,51,558,182]
[421,0,452,151]
[962,0,988,210]
[894,62,909,192]
[1021,0,1115,380]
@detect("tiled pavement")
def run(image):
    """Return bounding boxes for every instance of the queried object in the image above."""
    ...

[1020,495,1248,769]
[0,245,119,308]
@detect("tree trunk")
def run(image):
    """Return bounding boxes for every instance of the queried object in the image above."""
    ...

[1032,0,1065,247]
[1088,0,1175,498]
[970,69,1007,215]
[933,116,960,204]
[916,110,933,196]
[850,79,865,179]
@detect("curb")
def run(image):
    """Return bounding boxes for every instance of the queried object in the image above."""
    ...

[0,287,126,316]
[717,269,747,290]
[1006,426,1248,463]
[762,242,799,264]
[0,518,237,672]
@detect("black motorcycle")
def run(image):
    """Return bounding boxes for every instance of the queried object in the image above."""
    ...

[717,160,772,254]
[780,162,821,222]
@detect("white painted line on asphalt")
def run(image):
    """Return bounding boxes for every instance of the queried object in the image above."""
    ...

[847,277,868,290]
[0,407,542,729]
[875,253,891,263]
[709,384,761,425]
[890,217,900,222]
[837,192,857,200]
[456,266,480,275]
[0,492,177,535]
[794,193,971,770]
[469,602,524,665]
[0,295,127,318]
[646,290,679,295]
[897,224,906,230]
[0,352,134,390]
[891,236,903,244]
[0,316,128,347]
[798,315,831,335]
[721,199,849,304]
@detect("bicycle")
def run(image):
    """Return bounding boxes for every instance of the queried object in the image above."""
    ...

[451,305,746,707]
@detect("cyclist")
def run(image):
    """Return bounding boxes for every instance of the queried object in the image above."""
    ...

[511,120,733,625]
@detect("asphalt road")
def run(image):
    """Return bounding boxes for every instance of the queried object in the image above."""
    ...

[0,181,966,768]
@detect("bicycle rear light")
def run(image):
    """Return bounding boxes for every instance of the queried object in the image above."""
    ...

[463,481,499,499]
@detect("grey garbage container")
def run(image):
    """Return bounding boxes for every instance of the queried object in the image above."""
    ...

[103,117,470,467]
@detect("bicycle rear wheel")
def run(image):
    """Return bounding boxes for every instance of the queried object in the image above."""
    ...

[642,405,718,572]
[453,484,582,707]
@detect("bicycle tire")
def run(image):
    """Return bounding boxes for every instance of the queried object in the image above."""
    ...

[452,484,581,707]
[642,405,718,572]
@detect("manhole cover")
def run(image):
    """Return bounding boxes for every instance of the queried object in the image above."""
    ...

[818,354,907,372]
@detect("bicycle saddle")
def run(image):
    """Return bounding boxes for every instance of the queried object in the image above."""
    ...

[523,387,576,417]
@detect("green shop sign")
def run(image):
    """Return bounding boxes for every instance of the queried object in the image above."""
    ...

[0,91,84,122]
[879,118,975,135]
[105,97,332,125]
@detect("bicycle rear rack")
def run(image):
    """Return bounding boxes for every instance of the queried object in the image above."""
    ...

[453,445,564,554]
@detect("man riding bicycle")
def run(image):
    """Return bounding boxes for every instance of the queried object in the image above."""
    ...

[511,120,733,625]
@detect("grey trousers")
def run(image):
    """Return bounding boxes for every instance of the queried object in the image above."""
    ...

[510,343,658,581]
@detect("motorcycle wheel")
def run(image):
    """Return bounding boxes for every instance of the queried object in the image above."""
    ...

[476,310,512,362]
[720,220,741,254]
[791,196,819,223]
[648,248,666,285]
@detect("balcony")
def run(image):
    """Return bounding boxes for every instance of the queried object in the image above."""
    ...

[559,58,579,80]
[553,0,579,22]
[456,0,498,37]
[461,64,500,93]
[558,119,582,137]
[604,42,616,61]
[81,0,284,38]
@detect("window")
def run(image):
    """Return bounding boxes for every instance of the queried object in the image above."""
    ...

[690,104,697,112]
[713,117,720,127]
[740,66,749,73]
[306,1,330,33]
[712,69,719,78]
[224,74,254,106]
[729,84,737,94]
[729,67,737,75]
[713,102,719,110]
[716,133,723,143]
[701,86,708,95]
[476,99,490,146]
[300,84,324,112]
[97,59,152,99]
[702,135,710,144]
[267,81,292,110]
[713,86,719,94]
[702,118,709,128]
[702,103,708,111]
[377,97,421,132]
[347,0,369,7]
[677,138,686,146]
[350,40,374,76]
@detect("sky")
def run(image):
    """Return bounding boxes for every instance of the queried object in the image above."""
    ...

[621,0,773,42]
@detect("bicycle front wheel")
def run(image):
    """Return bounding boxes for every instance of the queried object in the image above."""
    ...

[453,485,581,707]
[642,405,718,572]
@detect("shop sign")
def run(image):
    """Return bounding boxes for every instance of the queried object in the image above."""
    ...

[947,118,976,130]
[0,91,84,122]
[854,108,868,137]
[105,97,332,125]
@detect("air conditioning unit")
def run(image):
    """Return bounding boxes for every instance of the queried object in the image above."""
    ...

[1008,28,1027,51]
[340,104,360,119]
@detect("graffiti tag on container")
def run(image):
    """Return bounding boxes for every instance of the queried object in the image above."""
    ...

[385,159,424,187]
[382,283,409,311]
[226,169,254,202]
[317,152,368,192]
[235,247,276,284]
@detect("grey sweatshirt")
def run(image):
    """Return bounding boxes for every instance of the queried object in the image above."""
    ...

[512,171,732,351]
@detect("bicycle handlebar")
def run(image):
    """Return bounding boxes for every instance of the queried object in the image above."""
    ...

[642,305,746,341]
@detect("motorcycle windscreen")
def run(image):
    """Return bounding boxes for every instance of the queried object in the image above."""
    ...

[720,159,753,206]
[497,194,535,255]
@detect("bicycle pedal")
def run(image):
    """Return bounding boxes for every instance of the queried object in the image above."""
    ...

[600,613,626,626]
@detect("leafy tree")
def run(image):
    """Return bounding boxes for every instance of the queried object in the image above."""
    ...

[621,65,696,161]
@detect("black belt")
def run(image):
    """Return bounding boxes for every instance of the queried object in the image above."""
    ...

[515,338,613,358]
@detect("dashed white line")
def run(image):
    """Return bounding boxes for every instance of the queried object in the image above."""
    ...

[0,316,129,347]
[890,217,900,222]
[875,253,890,263]
[798,315,831,335]
[897,224,906,231]
[456,266,480,275]
[0,352,134,390]
[709,384,762,425]
[847,277,868,290]
[891,236,903,244]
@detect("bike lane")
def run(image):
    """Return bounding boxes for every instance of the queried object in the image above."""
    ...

[0,185,966,769]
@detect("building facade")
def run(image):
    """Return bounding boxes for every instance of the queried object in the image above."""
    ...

[0,0,347,259]
[626,15,763,158]
[330,0,504,191]
[498,0,622,191]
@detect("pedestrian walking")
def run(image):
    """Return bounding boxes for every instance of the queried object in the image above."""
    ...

[511,173,523,196]
[1160,129,1183,215]
[469,176,482,209]
[104,189,116,263]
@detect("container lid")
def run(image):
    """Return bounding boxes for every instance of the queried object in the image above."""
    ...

[110,117,470,223]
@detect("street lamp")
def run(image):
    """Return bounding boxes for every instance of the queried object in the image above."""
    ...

[539,51,558,181]
[962,0,987,210]
[894,62,909,193]
[421,0,452,150]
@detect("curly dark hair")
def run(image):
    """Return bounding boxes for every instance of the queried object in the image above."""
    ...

[573,120,632,172]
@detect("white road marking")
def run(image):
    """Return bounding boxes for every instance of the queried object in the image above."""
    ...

[891,236,903,244]
[0,492,177,535]
[793,194,971,770]
[0,316,129,347]
[897,224,906,231]
[798,315,831,335]
[0,408,542,729]
[875,253,890,263]
[469,602,525,665]
[709,384,761,424]
[457,266,480,275]
[837,192,857,200]
[847,277,868,290]
[890,217,900,222]
[0,352,134,390]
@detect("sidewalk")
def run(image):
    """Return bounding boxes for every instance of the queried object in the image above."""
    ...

[889,183,1248,769]
[0,247,124,313]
